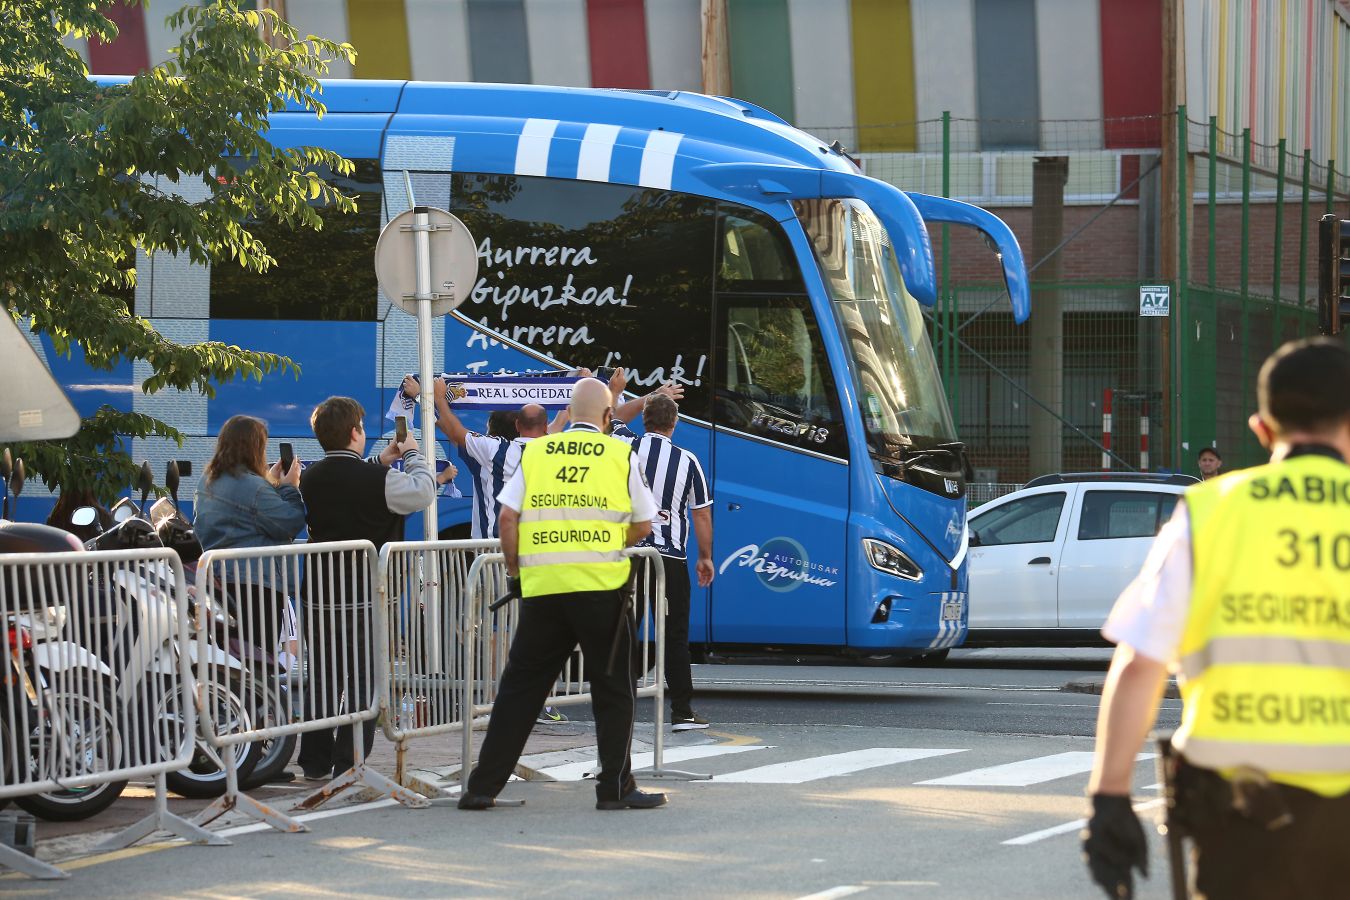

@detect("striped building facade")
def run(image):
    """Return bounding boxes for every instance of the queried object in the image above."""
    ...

[74,0,1350,167]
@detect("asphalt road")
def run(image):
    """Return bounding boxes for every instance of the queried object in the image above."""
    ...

[5,649,1185,898]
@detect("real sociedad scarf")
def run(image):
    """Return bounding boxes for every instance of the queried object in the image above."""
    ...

[386,373,582,421]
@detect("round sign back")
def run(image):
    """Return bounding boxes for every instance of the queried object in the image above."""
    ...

[374,207,478,317]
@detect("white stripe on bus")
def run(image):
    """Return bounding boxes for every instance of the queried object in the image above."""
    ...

[638,130,683,190]
[577,122,622,182]
[515,118,559,177]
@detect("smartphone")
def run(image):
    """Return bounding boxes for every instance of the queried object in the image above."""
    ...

[279,442,294,475]
[395,415,408,444]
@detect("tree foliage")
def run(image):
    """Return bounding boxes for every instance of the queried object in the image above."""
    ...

[0,1,354,503]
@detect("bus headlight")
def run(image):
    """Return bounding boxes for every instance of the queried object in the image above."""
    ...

[862,539,923,581]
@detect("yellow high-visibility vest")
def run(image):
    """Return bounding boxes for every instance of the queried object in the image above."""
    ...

[1176,452,1350,797]
[517,429,634,597]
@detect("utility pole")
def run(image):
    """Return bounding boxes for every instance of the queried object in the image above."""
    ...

[701,0,732,96]
[1158,0,1186,469]
[1029,157,1069,477]
[258,0,288,49]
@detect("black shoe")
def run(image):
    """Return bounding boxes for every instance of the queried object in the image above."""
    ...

[268,770,297,784]
[457,792,497,810]
[596,788,667,811]
[671,712,710,732]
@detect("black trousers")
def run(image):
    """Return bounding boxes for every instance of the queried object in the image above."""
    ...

[466,589,636,801]
[1178,764,1350,899]
[633,555,695,718]
[297,604,377,777]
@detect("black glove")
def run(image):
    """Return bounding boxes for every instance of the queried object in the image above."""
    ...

[1082,794,1148,899]
[488,576,522,612]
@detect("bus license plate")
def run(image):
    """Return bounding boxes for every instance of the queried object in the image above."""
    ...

[941,601,963,621]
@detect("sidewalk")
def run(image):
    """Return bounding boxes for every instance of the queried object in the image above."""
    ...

[29,720,607,865]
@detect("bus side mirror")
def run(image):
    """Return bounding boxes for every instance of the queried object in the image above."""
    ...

[906,192,1031,325]
[10,458,24,499]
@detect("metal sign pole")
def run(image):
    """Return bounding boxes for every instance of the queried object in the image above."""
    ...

[375,192,477,672]
[404,174,439,542]
[405,174,442,669]
[413,214,438,541]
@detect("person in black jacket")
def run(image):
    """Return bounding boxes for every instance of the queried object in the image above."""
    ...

[297,396,437,780]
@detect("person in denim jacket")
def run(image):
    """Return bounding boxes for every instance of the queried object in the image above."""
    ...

[194,415,306,665]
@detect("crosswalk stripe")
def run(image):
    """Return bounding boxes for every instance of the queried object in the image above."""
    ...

[713,748,966,784]
[795,887,869,900]
[537,744,771,781]
[1002,798,1164,846]
[918,751,1157,787]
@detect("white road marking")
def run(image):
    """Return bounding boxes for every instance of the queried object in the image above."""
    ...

[1001,798,1165,846]
[795,886,869,900]
[537,743,771,781]
[918,751,1156,787]
[986,702,1099,707]
[714,748,966,784]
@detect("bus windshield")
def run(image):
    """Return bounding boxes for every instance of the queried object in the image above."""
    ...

[795,198,957,459]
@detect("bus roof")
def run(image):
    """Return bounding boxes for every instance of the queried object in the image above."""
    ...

[263,80,861,195]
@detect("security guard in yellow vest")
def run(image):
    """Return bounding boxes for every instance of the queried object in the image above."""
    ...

[459,377,665,811]
[1084,338,1350,899]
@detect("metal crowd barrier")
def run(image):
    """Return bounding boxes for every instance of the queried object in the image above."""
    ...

[191,541,427,833]
[2,539,701,877]
[0,548,216,880]
[379,539,498,786]
[457,546,707,790]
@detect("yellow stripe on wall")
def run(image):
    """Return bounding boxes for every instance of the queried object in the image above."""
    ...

[346,0,412,80]
[851,0,916,152]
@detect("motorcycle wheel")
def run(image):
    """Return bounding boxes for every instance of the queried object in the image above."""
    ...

[14,674,128,822]
[239,682,296,790]
[165,680,262,799]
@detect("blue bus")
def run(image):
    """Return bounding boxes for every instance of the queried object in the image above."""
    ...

[27,80,1029,661]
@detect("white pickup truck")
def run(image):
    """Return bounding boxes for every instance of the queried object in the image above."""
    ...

[965,473,1198,645]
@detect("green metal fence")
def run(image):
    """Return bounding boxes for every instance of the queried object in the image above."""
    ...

[826,110,1349,484]
[1180,111,1337,471]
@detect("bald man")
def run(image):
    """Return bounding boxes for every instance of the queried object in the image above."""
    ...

[459,377,665,811]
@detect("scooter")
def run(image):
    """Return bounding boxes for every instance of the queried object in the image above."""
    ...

[147,462,297,789]
[0,453,127,821]
[73,463,262,799]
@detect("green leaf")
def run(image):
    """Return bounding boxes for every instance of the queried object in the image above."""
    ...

[2,0,354,503]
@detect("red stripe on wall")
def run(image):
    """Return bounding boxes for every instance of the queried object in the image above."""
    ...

[586,0,650,89]
[87,3,150,75]
[1099,0,1162,147]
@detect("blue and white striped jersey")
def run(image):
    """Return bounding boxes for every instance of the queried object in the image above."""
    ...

[610,421,711,559]
[458,433,530,539]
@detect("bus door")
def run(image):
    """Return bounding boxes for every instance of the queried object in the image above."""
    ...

[710,292,850,645]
